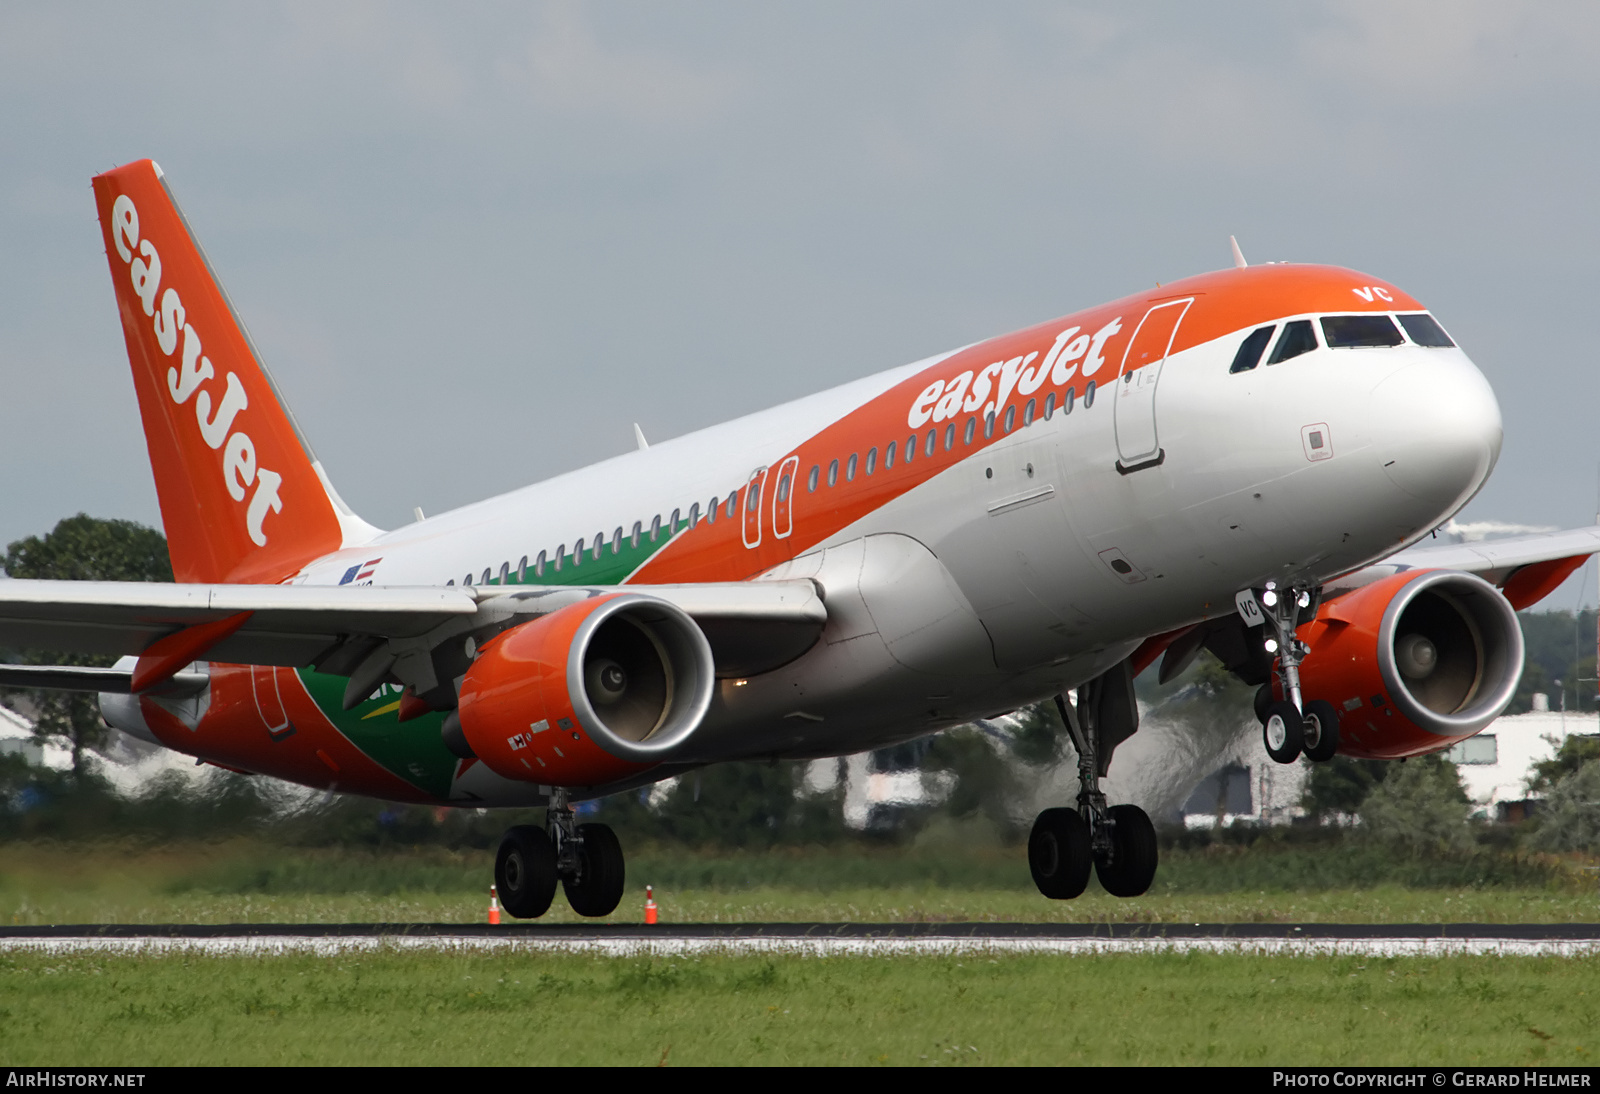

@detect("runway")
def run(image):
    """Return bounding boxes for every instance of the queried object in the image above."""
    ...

[4,922,1600,957]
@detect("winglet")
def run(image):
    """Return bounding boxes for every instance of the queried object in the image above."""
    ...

[1230,236,1248,269]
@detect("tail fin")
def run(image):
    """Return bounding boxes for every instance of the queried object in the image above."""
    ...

[91,160,379,584]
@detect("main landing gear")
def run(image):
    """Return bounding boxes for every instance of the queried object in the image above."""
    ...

[1028,661,1159,900]
[1253,582,1341,766]
[494,791,627,919]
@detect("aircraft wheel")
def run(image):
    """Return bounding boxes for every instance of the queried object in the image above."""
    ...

[1301,699,1341,763]
[1261,700,1304,764]
[1028,807,1092,900]
[563,823,626,918]
[495,825,558,919]
[1253,683,1274,725]
[1094,804,1158,898]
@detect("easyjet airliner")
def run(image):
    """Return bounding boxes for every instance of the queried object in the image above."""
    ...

[3,160,1597,916]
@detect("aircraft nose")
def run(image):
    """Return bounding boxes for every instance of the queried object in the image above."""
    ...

[1371,353,1502,513]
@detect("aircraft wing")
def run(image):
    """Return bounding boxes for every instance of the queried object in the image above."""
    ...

[0,577,827,692]
[1326,523,1600,605]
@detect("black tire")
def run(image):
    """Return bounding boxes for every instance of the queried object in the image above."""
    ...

[495,825,557,919]
[563,822,626,918]
[1028,808,1092,900]
[1094,804,1158,898]
[1253,683,1274,726]
[1261,699,1304,764]
[1301,699,1341,763]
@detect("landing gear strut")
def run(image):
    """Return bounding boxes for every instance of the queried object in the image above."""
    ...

[1028,661,1158,900]
[495,791,627,919]
[1253,582,1339,765]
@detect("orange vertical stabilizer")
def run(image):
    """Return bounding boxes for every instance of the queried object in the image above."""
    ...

[91,159,359,585]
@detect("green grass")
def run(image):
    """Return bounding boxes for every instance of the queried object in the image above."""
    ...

[2,840,1597,926]
[1,949,1597,1065]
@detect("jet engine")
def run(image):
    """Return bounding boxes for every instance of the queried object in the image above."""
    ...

[1296,569,1523,759]
[456,593,715,786]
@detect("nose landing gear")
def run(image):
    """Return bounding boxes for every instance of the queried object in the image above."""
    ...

[1028,661,1158,900]
[494,790,627,920]
[1252,582,1340,766]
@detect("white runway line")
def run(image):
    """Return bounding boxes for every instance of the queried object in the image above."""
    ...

[3,935,1600,958]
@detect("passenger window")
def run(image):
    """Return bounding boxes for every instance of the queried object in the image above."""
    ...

[963,417,975,444]
[481,568,492,584]
[1003,405,1016,433]
[650,515,661,542]
[670,508,681,531]
[464,574,473,586]
[1397,313,1455,348]
[1064,386,1075,414]
[846,453,858,481]
[885,441,896,469]
[630,522,641,548]
[498,562,510,584]
[518,555,528,581]
[593,534,604,559]
[446,578,454,586]
[984,412,995,438]
[536,550,547,576]
[1024,399,1036,426]
[1229,325,1276,373]
[865,448,877,475]
[1043,393,1055,420]
[572,539,584,567]
[777,472,791,501]
[1084,381,1096,407]
[924,430,936,457]
[746,484,760,512]
[688,504,700,527]
[1267,320,1317,364]
[943,423,955,451]
[808,465,820,492]
[611,529,622,554]
[828,459,839,486]
[905,434,916,462]
[725,491,737,518]
[1321,315,1402,348]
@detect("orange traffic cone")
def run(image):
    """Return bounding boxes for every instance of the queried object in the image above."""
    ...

[488,885,501,926]
[644,885,658,925]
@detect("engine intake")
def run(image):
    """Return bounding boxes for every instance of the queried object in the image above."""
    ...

[1297,569,1523,759]
[457,593,714,786]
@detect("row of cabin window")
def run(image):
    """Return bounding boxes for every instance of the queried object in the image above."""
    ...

[447,487,756,587]
[806,382,1097,492]
[446,375,1104,587]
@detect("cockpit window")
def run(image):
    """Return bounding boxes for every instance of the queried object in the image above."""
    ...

[1321,314,1403,348]
[1397,313,1455,348]
[1229,325,1276,374]
[1267,319,1317,364]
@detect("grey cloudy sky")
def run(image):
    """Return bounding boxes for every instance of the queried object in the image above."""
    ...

[4,2,1599,603]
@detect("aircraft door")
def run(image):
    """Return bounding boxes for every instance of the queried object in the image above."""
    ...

[1114,298,1192,472]
[771,456,799,539]
[741,465,768,549]
[252,664,294,740]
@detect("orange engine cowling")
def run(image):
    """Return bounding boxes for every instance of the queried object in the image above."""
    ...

[1296,569,1523,759]
[457,593,715,787]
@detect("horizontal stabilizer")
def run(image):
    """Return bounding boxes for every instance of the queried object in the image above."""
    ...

[0,664,206,696]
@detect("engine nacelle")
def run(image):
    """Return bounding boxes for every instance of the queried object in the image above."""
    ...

[1297,569,1523,759]
[457,593,715,786]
